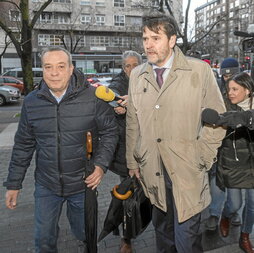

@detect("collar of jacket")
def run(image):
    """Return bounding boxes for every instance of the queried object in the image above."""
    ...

[111,70,128,83]
[36,68,89,102]
[138,45,192,77]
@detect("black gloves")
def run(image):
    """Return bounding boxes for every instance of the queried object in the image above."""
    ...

[217,110,254,129]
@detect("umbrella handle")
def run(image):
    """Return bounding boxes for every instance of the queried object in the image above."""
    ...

[86,131,92,160]
[112,185,132,200]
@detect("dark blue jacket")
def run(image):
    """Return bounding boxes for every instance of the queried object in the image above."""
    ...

[4,70,118,196]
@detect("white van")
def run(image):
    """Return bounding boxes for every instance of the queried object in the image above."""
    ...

[2,67,43,86]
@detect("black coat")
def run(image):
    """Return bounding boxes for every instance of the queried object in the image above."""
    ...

[4,70,118,196]
[217,104,254,190]
[108,71,129,177]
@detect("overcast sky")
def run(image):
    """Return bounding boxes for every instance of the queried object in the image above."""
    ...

[182,0,207,39]
[183,0,207,21]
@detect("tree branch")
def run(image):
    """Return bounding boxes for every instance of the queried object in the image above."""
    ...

[0,19,22,56]
[0,34,11,57]
[30,0,52,28]
[191,16,225,47]
[0,0,21,11]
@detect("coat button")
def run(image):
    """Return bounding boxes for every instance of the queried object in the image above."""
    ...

[156,172,160,176]
[157,138,162,142]
[155,105,160,109]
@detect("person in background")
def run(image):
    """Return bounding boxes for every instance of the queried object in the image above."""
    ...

[217,72,254,253]
[108,50,142,253]
[205,57,241,231]
[3,47,118,253]
[218,57,240,96]
[126,14,226,253]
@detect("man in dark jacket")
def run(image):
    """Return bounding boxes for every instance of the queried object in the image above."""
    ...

[3,47,118,252]
[108,50,142,253]
[108,50,142,177]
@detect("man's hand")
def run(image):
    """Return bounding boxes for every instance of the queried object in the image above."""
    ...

[114,106,126,115]
[117,95,128,107]
[84,166,104,190]
[5,190,20,209]
[129,168,140,179]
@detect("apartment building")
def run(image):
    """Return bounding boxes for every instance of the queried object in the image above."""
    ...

[194,0,253,67]
[0,0,183,74]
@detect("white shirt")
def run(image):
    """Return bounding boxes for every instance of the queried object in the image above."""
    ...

[49,89,67,103]
[152,51,175,87]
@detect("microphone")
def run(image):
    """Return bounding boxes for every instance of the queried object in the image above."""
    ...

[202,108,254,129]
[95,86,123,102]
[201,108,220,125]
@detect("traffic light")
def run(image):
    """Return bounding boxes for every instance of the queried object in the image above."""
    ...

[245,56,251,61]
[242,38,254,52]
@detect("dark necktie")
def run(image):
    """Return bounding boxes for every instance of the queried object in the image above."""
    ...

[155,68,166,88]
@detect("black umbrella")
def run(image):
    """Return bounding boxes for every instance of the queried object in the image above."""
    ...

[98,175,152,242]
[84,131,98,253]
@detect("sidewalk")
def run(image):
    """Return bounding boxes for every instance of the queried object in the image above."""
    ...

[0,123,252,252]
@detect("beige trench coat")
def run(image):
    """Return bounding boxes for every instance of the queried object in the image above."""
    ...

[126,46,226,223]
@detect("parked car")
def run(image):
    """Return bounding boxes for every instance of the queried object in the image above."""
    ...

[0,76,24,94]
[0,85,20,106]
[87,77,111,88]
[2,67,43,87]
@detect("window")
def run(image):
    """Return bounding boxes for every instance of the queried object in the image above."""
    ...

[90,36,110,46]
[78,36,86,46]
[38,34,63,46]
[96,15,105,25]
[114,15,125,26]
[80,0,91,5]
[54,13,70,24]
[80,14,91,24]
[130,16,142,25]
[114,0,124,7]
[9,10,21,21]
[96,0,105,6]
[112,37,129,47]
[53,0,71,3]
[40,12,52,23]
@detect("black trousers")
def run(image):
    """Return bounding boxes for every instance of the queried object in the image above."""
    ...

[152,170,203,253]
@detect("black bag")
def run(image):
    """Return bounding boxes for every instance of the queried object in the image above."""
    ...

[98,175,152,241]
[122,177,152,239]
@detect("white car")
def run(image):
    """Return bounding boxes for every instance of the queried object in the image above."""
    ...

[0,85,20,106]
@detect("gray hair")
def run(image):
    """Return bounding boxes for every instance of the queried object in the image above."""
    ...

[122,50,142,66]
[41,47,73,65]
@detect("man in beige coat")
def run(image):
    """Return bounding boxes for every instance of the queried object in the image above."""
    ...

[126,15,226,253]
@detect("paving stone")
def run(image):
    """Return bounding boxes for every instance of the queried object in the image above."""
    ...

[1,133,253,253]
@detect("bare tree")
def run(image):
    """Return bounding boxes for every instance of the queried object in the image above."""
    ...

[0,33,12,73]
[133,0,225,54]
[0,0,52,94]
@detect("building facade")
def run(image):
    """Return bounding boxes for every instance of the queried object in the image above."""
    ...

[0,0,183,74]
[194,0,253,69]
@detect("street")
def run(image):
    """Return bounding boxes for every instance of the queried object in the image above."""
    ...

[0,100,253,252]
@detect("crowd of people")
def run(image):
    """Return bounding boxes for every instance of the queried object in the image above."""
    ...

[3,14,254,253]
